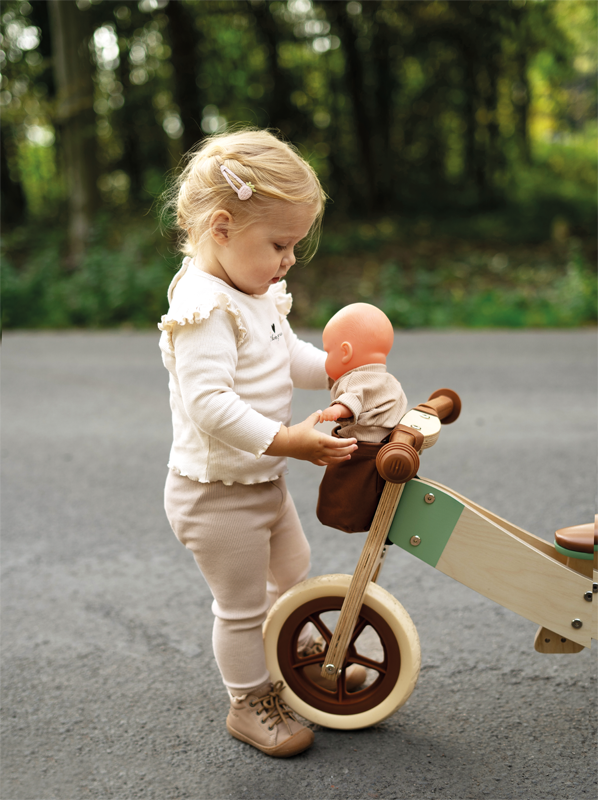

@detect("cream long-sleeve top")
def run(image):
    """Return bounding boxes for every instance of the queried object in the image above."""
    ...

[158,258,328,485]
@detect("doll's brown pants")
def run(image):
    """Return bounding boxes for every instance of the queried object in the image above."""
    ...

[164,470,311,694]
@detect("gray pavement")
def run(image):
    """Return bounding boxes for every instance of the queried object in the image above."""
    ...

[2,329,597,800]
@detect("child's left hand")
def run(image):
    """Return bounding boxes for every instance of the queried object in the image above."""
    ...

[264,411,357,466]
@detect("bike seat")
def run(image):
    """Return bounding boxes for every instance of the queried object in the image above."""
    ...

[554,515,597,556]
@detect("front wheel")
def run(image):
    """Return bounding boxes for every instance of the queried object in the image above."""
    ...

[263,574,421,730]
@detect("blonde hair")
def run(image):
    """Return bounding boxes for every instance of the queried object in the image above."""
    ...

[166,127,327,262]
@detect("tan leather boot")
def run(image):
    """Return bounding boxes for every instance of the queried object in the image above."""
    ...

[226,681,314,758]
[300,637,367,692]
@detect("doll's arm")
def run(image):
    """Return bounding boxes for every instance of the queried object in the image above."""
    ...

[320,391,363,425]
[319,403,353,423]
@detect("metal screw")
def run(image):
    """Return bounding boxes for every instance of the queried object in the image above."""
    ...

[571,619,583,629]
[325,664,336,674]
[420,414,431,419]
[584,591,593,602]
[411,424,421,430]
[594,583,598,594]
[410,535,421,547]
[424,493,435,504]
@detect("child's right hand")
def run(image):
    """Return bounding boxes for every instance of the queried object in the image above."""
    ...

[264,411,357,466]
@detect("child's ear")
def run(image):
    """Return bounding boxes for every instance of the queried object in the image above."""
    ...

[209,210,233,245]
[340,341,353,364]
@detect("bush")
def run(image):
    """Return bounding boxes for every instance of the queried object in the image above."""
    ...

[2,211,596,331]
[2,219,178,329]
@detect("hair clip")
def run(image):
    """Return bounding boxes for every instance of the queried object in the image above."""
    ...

[220,165,255,200]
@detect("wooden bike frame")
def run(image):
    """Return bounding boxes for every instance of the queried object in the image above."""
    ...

[320,397,597,684]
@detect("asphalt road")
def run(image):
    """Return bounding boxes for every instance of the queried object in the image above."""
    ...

[2,329,597,800]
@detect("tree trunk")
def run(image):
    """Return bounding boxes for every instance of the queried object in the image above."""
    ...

[326,3,377,213]
[164,1,204,155]
[250,3,301,139]
[0,122,26,226]
[485,57,504,208]
[370,7,396,211]
[459,37,487,206]
[514,52,531,164]
[116,58,144,201]
[48,0,99,267]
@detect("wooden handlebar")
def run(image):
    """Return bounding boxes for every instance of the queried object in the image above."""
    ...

[376,389,461,483]
[416,388,461,424]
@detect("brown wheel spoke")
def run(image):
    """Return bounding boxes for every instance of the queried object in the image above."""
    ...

[307,613,332,645]
[289,651,323,669]
[349,616,369,647]
[337,669,351,702]
[346,653,388,675]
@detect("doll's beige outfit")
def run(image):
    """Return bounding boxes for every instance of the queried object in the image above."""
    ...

[330,363,408,442]
[159,259,328,694]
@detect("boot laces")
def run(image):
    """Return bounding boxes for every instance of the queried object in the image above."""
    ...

[249,681,298,734]
[299,636,324,658]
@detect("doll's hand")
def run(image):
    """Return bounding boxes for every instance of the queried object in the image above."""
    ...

[264,412,357,466]
[319,404,353,423]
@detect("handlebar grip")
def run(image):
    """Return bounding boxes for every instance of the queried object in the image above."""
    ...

[416,388,461,424]
[376,425,423,484]
[376,442,419,484]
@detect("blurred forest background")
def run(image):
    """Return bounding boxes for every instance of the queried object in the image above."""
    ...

[1,0,596,329]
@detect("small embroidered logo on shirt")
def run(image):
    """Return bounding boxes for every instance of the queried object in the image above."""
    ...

[270,322,282,342]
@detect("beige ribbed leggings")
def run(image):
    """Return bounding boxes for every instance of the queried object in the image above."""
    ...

[164,470,311,694]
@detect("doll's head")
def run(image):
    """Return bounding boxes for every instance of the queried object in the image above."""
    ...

[322,303,394,382]
[168,128,326,263]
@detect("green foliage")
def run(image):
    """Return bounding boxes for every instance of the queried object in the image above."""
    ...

[1,0,596,331]
[286,214,596,329]
[6,208,593,331]
[1,0,596,221]
[1,218,178,329]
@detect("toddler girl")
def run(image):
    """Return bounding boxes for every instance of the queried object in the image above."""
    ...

[159,129,357,757]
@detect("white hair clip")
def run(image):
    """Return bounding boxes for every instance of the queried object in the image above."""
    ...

[220,164,255,200]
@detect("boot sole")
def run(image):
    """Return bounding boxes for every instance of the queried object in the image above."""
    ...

[226,719,314,758]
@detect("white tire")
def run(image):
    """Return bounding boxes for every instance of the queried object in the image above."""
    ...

[263,574,421,730]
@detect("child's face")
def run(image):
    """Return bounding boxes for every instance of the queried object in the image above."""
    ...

[210,204,317,295]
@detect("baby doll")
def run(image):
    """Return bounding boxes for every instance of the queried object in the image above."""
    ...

[319,303,408,442]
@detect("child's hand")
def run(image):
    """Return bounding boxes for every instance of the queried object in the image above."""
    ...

[265,411,357,466]
[319,404,353,423]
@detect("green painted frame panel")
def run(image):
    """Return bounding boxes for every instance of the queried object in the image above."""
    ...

[387,479,464,567]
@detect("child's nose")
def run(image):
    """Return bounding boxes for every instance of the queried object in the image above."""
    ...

[282,250,296,267]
